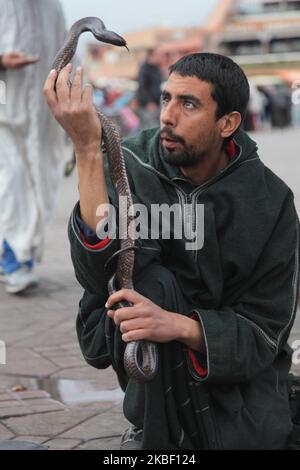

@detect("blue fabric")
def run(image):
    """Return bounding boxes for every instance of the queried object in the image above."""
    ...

[75,207,101,245]
[0,240,34,274]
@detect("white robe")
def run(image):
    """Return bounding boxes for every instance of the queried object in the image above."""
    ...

[0,0,69,262]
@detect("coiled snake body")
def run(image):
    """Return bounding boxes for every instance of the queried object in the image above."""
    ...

[52,17,158,383]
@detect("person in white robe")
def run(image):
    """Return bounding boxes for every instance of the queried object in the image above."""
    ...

[0,0,70,293]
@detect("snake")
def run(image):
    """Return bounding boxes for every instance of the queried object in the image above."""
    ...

[51,17,158,383]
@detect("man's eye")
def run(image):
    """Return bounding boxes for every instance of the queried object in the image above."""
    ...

[161,96,169,105]
[183,101,195,109]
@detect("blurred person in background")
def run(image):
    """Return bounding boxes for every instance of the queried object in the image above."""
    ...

[243,82,267,131]
[269,85,292,128]
[292,102,300,127]
[0,0,68,294]
[292,80,300,127]
[136,48,164,129]
[257,86,272,129]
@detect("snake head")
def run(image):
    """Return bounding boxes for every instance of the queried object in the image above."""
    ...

[96,29,129,51]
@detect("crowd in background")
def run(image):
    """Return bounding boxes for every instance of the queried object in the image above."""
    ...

[243,81,300,132]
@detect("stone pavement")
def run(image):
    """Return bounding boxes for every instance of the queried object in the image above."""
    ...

[0,128,299,450]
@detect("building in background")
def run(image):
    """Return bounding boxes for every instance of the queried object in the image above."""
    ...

[204,0,300,80]
[204,0,300,130]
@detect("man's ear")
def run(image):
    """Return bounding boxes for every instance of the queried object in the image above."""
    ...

[219,112,242,139]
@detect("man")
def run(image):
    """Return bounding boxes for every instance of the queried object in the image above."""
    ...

[136,48,164,129]
[0,0,68,294]
[44,53,299,450]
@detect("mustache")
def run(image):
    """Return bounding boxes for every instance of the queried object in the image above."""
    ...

[160,127,185,145]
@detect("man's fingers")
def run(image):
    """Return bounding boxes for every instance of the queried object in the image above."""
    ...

[56,63,73,103]
[122,329,148,343]
[107,305,140,326]
[120,318,149,334]
[106,289,146,309]
[43,69,58,108]
[82,83,94,105]
[70,67,83,103]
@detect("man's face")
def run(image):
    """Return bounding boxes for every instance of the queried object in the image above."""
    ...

[160,73,222,168]
[148,50,162,66]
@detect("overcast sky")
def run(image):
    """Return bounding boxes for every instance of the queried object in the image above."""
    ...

[60,0,218,35]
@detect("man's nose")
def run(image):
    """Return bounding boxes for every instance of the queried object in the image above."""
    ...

[160,102,177,128]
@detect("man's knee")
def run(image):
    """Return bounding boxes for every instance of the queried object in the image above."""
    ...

[134,264,187,313]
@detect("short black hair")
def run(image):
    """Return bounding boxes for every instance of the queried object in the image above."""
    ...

[169,53,250,123]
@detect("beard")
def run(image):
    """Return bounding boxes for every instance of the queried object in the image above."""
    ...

[160,126,207,169]
[162,146,207,168]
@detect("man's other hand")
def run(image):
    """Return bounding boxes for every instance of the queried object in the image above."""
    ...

[106,289,205,352]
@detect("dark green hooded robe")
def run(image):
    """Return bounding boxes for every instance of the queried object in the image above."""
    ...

[69,128,299,449]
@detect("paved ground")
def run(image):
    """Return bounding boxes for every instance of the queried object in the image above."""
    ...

[0,127,299,450]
